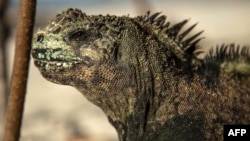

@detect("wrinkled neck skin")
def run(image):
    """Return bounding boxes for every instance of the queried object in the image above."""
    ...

[71,21,199,141]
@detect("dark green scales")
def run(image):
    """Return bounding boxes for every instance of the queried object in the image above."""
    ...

[31,8,250,141]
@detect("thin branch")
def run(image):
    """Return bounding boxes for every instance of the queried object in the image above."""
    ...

[3,0,36,141]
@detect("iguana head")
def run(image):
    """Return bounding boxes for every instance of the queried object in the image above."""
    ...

[31,8,204,90]
[32,8,127,87]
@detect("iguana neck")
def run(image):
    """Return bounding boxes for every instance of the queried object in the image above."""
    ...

[99,21,202,140]
[120,19,200,92]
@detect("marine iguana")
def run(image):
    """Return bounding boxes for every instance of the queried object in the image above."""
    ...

[31,8,250,141]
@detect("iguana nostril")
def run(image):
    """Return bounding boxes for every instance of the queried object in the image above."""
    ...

[37,34,44,43]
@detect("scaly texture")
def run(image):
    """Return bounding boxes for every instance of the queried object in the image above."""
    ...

[31,8,250,141]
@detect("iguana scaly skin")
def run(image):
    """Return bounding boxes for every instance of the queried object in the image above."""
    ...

[31,8,250,141]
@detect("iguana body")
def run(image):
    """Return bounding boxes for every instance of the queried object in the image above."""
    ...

[31,8,250,141]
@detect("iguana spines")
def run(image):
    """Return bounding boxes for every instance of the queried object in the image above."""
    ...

[205,44,250,75]
[137,11,204,56]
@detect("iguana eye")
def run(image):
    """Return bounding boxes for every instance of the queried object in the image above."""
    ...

[69,30,86,42]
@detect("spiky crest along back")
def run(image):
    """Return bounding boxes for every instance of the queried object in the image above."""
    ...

[136,11,204,57]
[204,44,250,75]
[135,11,250,78]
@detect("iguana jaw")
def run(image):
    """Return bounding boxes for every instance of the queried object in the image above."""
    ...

[32,47,84,72]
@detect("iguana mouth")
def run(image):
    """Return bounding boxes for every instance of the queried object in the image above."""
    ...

[32,48,81,61]
[33,60,81,71]
[32,48,82,71]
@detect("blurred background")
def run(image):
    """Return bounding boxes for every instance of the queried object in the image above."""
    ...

[0,0,250,141]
